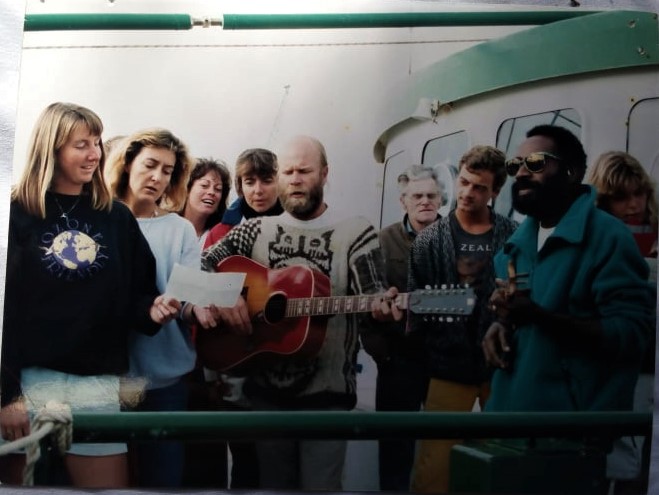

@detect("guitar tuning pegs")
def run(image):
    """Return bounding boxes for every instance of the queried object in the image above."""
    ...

[425,285,432,290]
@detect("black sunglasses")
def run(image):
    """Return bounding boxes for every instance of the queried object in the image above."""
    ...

[505,151,561,177]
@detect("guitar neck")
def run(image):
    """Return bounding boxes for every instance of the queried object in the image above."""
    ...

[285,293,408,318]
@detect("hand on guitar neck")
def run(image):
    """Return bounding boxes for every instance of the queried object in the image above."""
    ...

[371,286,405,323]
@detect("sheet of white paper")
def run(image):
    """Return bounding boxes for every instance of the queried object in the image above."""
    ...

[165,263,245,307]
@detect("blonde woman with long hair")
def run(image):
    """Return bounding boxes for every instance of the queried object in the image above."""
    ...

[0,102,174,487]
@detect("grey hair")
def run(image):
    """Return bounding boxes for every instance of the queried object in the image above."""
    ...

[397,164,445,204]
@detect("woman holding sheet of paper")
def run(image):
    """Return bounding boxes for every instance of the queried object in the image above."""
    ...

[105,127,216,488]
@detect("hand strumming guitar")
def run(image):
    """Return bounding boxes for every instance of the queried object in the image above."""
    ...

[208,296,253,335]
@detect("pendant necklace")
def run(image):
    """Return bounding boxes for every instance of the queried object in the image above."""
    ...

[53,195,81,220]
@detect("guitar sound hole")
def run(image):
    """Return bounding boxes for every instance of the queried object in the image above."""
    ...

[263,293,287,324]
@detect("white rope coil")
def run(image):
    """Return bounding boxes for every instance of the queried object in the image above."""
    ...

[24,400,72,485]
[0,400,72,486]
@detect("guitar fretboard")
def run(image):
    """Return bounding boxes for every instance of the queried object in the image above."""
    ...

[284,293,409,317]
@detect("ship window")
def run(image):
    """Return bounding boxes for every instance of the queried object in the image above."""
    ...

[380,149,412,229]
[422,131,469,216]
[380,132,468,229]
[627,98,659,205]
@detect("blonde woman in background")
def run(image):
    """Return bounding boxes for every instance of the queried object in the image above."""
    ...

[588,150,657,495]
[588,151,657,259]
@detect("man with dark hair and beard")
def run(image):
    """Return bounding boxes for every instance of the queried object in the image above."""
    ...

[201,135,399,491]
[482,125,655,417]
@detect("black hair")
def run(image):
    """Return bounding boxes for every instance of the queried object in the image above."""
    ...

[526,125,587,182]
[186,157,232,230]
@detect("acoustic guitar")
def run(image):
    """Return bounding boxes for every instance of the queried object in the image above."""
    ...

[196,255,476,373]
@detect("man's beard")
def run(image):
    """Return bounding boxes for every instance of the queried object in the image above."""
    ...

[280,182,324,219]
[512,173,568,219]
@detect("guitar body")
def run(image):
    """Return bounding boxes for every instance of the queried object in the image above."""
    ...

[196,255,475,372]
[196,256,331,373]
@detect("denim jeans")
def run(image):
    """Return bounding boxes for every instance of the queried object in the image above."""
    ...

[131,379,188,488]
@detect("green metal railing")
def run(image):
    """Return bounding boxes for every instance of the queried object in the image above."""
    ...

[71,411,652,443]
[219,12,599,30]
[24,13,195,31]
[23,11,602,32]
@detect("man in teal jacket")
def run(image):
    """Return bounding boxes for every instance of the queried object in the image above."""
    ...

[483,125,655,412]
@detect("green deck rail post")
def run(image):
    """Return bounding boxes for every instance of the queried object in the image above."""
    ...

[71,411,652,443]
[23,11,602,32]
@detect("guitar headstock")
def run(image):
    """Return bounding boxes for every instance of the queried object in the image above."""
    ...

[407,285,476,316]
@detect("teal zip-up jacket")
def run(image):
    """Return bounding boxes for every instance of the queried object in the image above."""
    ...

[486,186,655,412]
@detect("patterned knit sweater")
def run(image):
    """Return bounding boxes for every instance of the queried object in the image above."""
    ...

[201,209,386,409]
[408,210,517,384]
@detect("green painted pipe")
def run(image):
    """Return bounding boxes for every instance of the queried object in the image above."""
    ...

[221,11,599,30]
[23,11,601,32]
[24,13,194,31]
[72,411,651,442]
